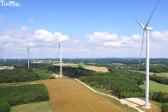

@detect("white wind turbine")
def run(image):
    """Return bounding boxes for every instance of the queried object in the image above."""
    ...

[18,57,21,62]
[26,41,63,78]
[135,0,160,108]
[27,47,30,69]
[26,44,58,69]
[58,40,63,78]
[26,42,35,69]
[3,57,6,63]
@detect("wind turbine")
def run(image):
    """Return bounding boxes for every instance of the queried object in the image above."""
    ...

[18,57,21,62]
[58,41,63,78]
[135,0,160,109]
[3,57,6,63]
[27,47,30,69]
[26,45,57,69]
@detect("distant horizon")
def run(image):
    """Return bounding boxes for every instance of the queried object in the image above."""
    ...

[1,57,168,60]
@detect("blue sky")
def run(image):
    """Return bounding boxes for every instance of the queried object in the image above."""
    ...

[0,0,168,58]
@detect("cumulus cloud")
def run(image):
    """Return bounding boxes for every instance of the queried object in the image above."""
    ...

[86,32,141,48]
[87,32,118,43]
[63,31,167,58]
[0,27,71,58]
[1,26,168,58]
[34,29,70,42]
[152,31,168,41]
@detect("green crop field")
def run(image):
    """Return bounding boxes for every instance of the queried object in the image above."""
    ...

[10,101,53,112]
[140,80,168,93]
[34,68,53,79]
[155,72,168,78]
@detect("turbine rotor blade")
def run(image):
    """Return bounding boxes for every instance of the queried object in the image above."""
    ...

[145,0,160,28]
[138,31,145,70]
[134,18,145,29]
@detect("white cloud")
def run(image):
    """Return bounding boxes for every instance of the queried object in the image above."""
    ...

[152,31,168,41]
[20,26,28,32]
[1,27,168,58]
[69,31,167,58]
[87,32,118,43]
[103,41,121,47]
[28,18,36,24]
[86,32,141,48]
[34,29,70,42]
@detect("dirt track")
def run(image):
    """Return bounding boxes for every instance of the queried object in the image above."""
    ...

[42,78,127,112]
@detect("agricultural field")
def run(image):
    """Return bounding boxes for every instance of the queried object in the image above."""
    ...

[83,66,109,73]
[42,78,135,112]
[10,101,53,112]
[0,64,54,112]
[1,61,168,112]
[54,62,109,73]
[140,80,168,93]
[155,72,168,78]
[53,63,79,67]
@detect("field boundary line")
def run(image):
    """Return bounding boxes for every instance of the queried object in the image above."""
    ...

[75,78,119,100]
[75,78,144,112]
[0,81,41,87]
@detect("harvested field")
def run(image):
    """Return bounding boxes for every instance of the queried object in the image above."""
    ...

[156,72,168,78]
[53,63,78,67]
[84,66,109,73]
[54,63,109,73]
[42,78,128,112]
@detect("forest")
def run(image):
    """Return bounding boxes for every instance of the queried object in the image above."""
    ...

[0,84,49,112]
[49,66,145,98]
[0,64,54,83]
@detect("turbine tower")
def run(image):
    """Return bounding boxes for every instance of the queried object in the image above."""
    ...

[27,47,30,69]
[3,57,6,63]
[135,0,160,108]
[18,57,21,62]
[59,41,63,78]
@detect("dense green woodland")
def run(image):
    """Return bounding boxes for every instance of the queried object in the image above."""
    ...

[152,92,168,112]
[162,103,168,112]
[0,84,49,112]
[49,66,145,98]
[0,64,52,112]
[0,64,54,83]
[80,70,145,98]
[150,75,168,85]
[138,64,168,73]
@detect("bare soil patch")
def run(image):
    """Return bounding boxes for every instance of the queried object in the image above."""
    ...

[42,78,128,112]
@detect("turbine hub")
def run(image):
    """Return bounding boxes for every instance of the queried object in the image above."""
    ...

[145,27,152,30]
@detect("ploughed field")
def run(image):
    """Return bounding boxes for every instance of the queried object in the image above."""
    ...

[42,78,128,112]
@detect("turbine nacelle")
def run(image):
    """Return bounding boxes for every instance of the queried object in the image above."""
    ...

[144,27,152,31]
[134,19,152,31]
